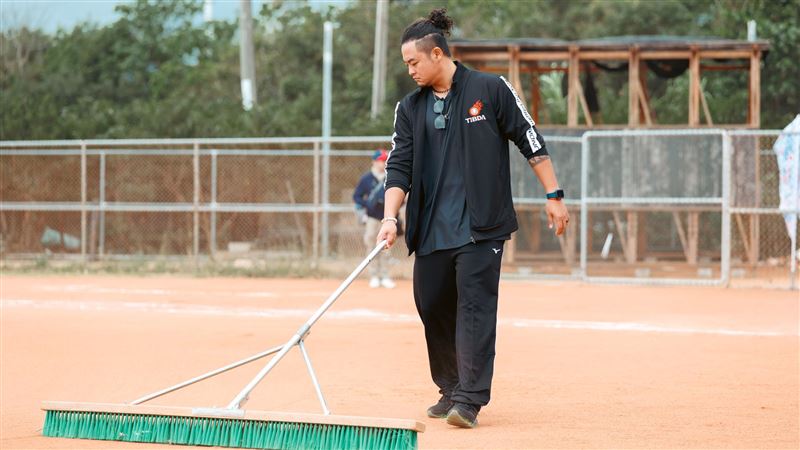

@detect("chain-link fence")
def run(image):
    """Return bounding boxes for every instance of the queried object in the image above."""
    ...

[1,131,797,288]
[0,138,411,277]
[510,135,582,277]
[728,130,799,289]
[580,130,727,285]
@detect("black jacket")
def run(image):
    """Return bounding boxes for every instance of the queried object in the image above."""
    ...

[385,62,548,255]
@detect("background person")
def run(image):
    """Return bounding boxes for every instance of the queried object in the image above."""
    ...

[353,149,395,288]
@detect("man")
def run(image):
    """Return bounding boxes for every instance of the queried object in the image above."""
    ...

[353,149,395,289]
[376,9,569,428]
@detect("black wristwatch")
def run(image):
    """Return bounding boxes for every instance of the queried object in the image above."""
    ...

[546,189,565,200]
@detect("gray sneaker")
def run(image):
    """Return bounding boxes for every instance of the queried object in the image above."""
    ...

[426,395,453,418]
[446,402,480,428]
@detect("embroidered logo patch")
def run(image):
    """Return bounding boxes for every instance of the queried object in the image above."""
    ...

[469,100,483,117]
[465,100,487,124]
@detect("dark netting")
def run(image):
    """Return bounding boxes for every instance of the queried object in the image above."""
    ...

[646,59,689,78]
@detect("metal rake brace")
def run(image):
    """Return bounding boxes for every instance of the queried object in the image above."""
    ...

[129,240,390,416]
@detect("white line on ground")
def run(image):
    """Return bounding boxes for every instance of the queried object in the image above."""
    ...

[1,298,794,337]
[35,284,332,298]
[507,318,791,337]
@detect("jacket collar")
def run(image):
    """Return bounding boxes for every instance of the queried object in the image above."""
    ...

[413,60,468,100]
[450,60,468,91]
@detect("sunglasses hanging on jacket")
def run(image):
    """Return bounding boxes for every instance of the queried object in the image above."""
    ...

[433,98,451,130]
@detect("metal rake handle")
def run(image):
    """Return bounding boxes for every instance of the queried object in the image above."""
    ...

[130,240,390,411]
[226,239,389,410]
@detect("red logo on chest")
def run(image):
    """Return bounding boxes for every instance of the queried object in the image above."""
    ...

[468,100,483,117]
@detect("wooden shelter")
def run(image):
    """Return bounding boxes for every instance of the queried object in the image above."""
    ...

[449,37,771,270]
[450,36,770,128]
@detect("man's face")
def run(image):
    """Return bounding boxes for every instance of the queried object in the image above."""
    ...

[401,40,440,87]
[373,160,387,171]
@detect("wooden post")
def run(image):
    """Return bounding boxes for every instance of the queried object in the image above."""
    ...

[688,46,700,127]
[507,45,515,83]
[748,46,761,127]
[750,215,760,266]
[508,45,527,105]
[567,46,579,127]
[612,212,629,261]
[638,60,653,125]
[530,62,540,124]
[699,86,714,125]
[734,213,753,262]
[612,211,640,264]
[575,67,594,127]
[674,211,699,265]
[687,212,699,265]
[636,212,647,263]
[628,47,640,127]
[530,211,541,254]
[673,212,689,261]
[636,79,653,125]
[627,211,638,264]
[556,211,578,266]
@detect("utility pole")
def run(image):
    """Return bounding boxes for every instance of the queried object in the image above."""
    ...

[370,0,389,119]
[239,0,257,110]
[321,21,334,258]
[203,0,213,22]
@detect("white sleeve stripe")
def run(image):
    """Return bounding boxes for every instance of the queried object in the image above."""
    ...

[384,101,401,189]
[499,76,542,152]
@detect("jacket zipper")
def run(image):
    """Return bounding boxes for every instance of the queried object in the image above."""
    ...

[443,88,475,245]
[448,74,476,244]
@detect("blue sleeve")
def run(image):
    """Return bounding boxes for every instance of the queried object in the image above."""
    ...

[353,174,371,207]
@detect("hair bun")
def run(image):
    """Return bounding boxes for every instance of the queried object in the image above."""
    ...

[428,8,453,36]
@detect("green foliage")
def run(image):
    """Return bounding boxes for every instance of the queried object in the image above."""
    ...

[1,0,797,139]
[711,0,800,127]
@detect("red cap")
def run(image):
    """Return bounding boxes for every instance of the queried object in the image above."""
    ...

[373,149,388,162]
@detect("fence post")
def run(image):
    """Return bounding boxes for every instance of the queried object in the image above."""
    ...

[193,141,200,264]
[791,228,798,291]
[98,150,106,258]
[579,132,590,280]
[313,140,321,265]
[791,131,799,290]
[210,148,217,258]
[721,131,732,287]
[80,140,87,268]
[321,140,330,259]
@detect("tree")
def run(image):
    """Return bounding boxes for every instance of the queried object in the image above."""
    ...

[0,0,796,139]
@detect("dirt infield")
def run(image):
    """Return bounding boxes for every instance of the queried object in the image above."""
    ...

[1,275,797,449]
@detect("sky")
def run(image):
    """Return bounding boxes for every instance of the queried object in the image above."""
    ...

[0,0,343,34]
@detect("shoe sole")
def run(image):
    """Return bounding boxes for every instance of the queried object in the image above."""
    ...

[426,410,448,419]
[446,410,477,428]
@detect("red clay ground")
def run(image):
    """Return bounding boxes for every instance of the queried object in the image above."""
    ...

[1,275,798,449]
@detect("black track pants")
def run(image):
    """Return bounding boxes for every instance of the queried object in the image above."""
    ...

[412,239,504,406]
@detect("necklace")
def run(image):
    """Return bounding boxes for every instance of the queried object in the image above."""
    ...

[432,86,450,94]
